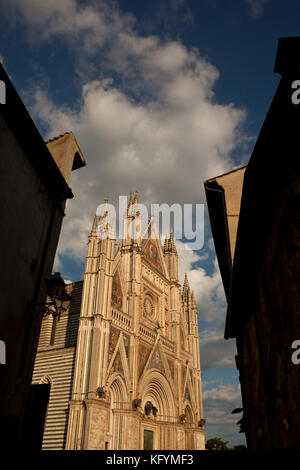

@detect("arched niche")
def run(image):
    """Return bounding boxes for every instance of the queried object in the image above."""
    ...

[139,370,176,422]
[108,374,128,408]
[184,403,194,425]
[107,374,129,449]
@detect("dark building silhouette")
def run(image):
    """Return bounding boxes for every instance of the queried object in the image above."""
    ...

[205,37,300,449]
[0,62,86,449]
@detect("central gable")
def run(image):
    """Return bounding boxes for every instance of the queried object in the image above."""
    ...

[143,237,164,273]
[111,269,123,310]
[141,218,169,279]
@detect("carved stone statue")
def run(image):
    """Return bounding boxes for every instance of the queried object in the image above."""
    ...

[179,414,186,424]
[132,398,142,409]
[145,401,153,416]
[96,386,106,399]
[198,418,206,428]
[152,405,158,417]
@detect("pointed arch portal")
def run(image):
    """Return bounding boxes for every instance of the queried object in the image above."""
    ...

[140,370,176,422]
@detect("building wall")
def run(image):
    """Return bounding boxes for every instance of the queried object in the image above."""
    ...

[206,166,246,263]
[236,174,300,449]
[215,167,246,262]
[0,113,67,448]
[0,60,87,450]
[32,348,76,450]
[69,205,205,450]
[204,166,246,301]
[32,282,82,449]
[33,202,205,450]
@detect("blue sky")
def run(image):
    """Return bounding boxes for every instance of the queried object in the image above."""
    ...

[1,0,299,447]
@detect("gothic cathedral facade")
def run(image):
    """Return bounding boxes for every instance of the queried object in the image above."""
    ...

[32,194,205,450]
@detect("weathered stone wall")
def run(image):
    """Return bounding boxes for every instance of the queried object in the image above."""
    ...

[215,167,246,262]
[31,281,82,449]
[32,348,76,449]
[0,114,65,448]
[84,400,110,449]
[237,174,300,449]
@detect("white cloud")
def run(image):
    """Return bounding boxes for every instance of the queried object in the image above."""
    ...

[176,245,227,323]
[30,64,245,271]
[203,383,241,411]
[5,2,246,329]
[3,0,134,49]
[203,383,246,446]
[174,241,234,365]
[199,326,236,368]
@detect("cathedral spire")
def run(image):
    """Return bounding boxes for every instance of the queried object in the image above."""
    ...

[90,214,98,237]
[163,232,169,252]
[183,273,190,295]
[127,192,133,214]
[123,191,141,247]
[98,196,115,239]
[191,290,196,308]
[169,228,178,255]
[99,197,109,221]
[127,191,139,217]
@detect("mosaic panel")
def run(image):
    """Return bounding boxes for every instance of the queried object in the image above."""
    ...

[138,342,152,378]
[108,326,120,364]
[143,238,163,272]
[111,271,122,309]
[123,333,130,358]
[148,346,163,373]
[111,350,124,375]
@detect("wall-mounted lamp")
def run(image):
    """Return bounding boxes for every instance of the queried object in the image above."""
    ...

[29,272,71,321]
[43,272,71,320]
